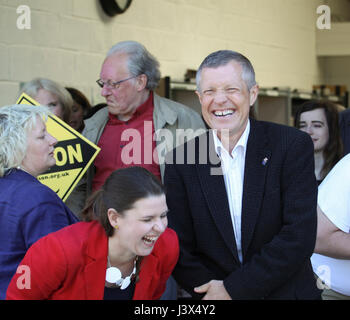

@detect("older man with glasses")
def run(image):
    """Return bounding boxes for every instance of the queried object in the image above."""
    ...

[67,40,205,216]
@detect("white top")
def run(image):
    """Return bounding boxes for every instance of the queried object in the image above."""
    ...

[212,120,250,263]
[311,154,350,296]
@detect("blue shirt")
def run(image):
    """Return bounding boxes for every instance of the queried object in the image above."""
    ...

[0,169,78,299]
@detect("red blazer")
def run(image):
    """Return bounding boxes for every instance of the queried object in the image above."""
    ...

[6,221,179,300]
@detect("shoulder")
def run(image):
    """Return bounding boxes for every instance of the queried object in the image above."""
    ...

[340,108,350,117]
[32,181,63,203]
[32,221,101,254]
[251,119,312,148]
[17,222,97,289]
[51,221,101,244]
[340,108,350,122]
[155,94,188,111]
[158,227,179,244]
[25,183,73,219]
[253,119,304,137]
[6,174,63,208]
[321,154,350,183]
[154,94,204,124]
[318,154,350,229]
[84,107,108,130]
[152,228,179,260]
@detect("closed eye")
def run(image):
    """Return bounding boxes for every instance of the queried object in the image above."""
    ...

[47,101,58,107]
[141,210,168,222]
[203,89,214,95]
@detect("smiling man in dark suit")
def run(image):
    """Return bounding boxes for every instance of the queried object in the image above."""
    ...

[164,50,321,300]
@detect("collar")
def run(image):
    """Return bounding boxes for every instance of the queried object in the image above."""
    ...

[153,93,178,128]
[212,119,250,158]
[4,168,36,181]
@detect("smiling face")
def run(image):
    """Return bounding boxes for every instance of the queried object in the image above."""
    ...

[21,116,57,177]
[108,194,168,259]
[298,108,329,153]
[196,61,258,143]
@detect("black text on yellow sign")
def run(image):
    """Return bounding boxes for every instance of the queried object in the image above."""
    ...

[16,93,100,201]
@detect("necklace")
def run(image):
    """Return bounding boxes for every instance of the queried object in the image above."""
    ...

[105,256,137,290]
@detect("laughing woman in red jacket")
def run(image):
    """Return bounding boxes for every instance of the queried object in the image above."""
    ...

[6,167,179,300]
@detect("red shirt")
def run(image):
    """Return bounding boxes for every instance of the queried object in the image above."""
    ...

[92,92,161,191]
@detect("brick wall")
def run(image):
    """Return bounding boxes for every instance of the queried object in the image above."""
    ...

[0,0,323,106]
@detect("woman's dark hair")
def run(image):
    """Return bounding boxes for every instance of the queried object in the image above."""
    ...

[65,87,92,117]
[294,100,343,178]
[81,166,164,237]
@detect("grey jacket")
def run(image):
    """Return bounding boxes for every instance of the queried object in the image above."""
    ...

[65,93,206,217]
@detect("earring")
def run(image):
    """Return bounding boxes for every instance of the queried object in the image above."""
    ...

[114,225,119,230]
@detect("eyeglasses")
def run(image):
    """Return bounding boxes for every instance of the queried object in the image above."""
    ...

[96,76,136,90]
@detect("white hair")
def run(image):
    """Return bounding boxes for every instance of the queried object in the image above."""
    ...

[19,78,73,123]
[0,104,50,177]
[196,50,257,92]
[107,41,161,90]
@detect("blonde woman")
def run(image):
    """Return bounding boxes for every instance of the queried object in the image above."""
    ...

[20,78,73,123]
[0,104,78,299]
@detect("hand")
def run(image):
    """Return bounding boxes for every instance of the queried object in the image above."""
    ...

[194,280,232,300]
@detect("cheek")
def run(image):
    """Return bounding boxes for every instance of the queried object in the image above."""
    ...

[127,224,149,240]
[73,111,84,121]
[320,131,329,146]
[229,95,248,111]
[112,92,127,106]
[200,98,213,116]
[323,130,329,142]
[53,106,64,118]
[316,127,329,140]
[78,109,85,119]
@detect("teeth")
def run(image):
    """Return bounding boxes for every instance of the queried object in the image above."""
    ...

[143,236,157,243]
[214,110,234,116]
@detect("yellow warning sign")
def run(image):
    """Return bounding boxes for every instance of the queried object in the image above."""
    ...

[16,93,100,201]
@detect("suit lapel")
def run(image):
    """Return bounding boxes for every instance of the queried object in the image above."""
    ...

[84,256,106,299]
[196,132,240,264]
[241,120,270,259]
[83,223,108,300]
[133,255,159,300]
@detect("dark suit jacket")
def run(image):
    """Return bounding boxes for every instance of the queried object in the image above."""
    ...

[164,119,321,300]
[6,221,179,300]
[340,108,350,155]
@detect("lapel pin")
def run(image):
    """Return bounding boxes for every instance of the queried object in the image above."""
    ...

[262,157,269,166]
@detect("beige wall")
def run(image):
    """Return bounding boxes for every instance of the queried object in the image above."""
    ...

[319,56,350,102]
[0,0,324,106]
[322,0,350,21]
[316,0,350,106]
